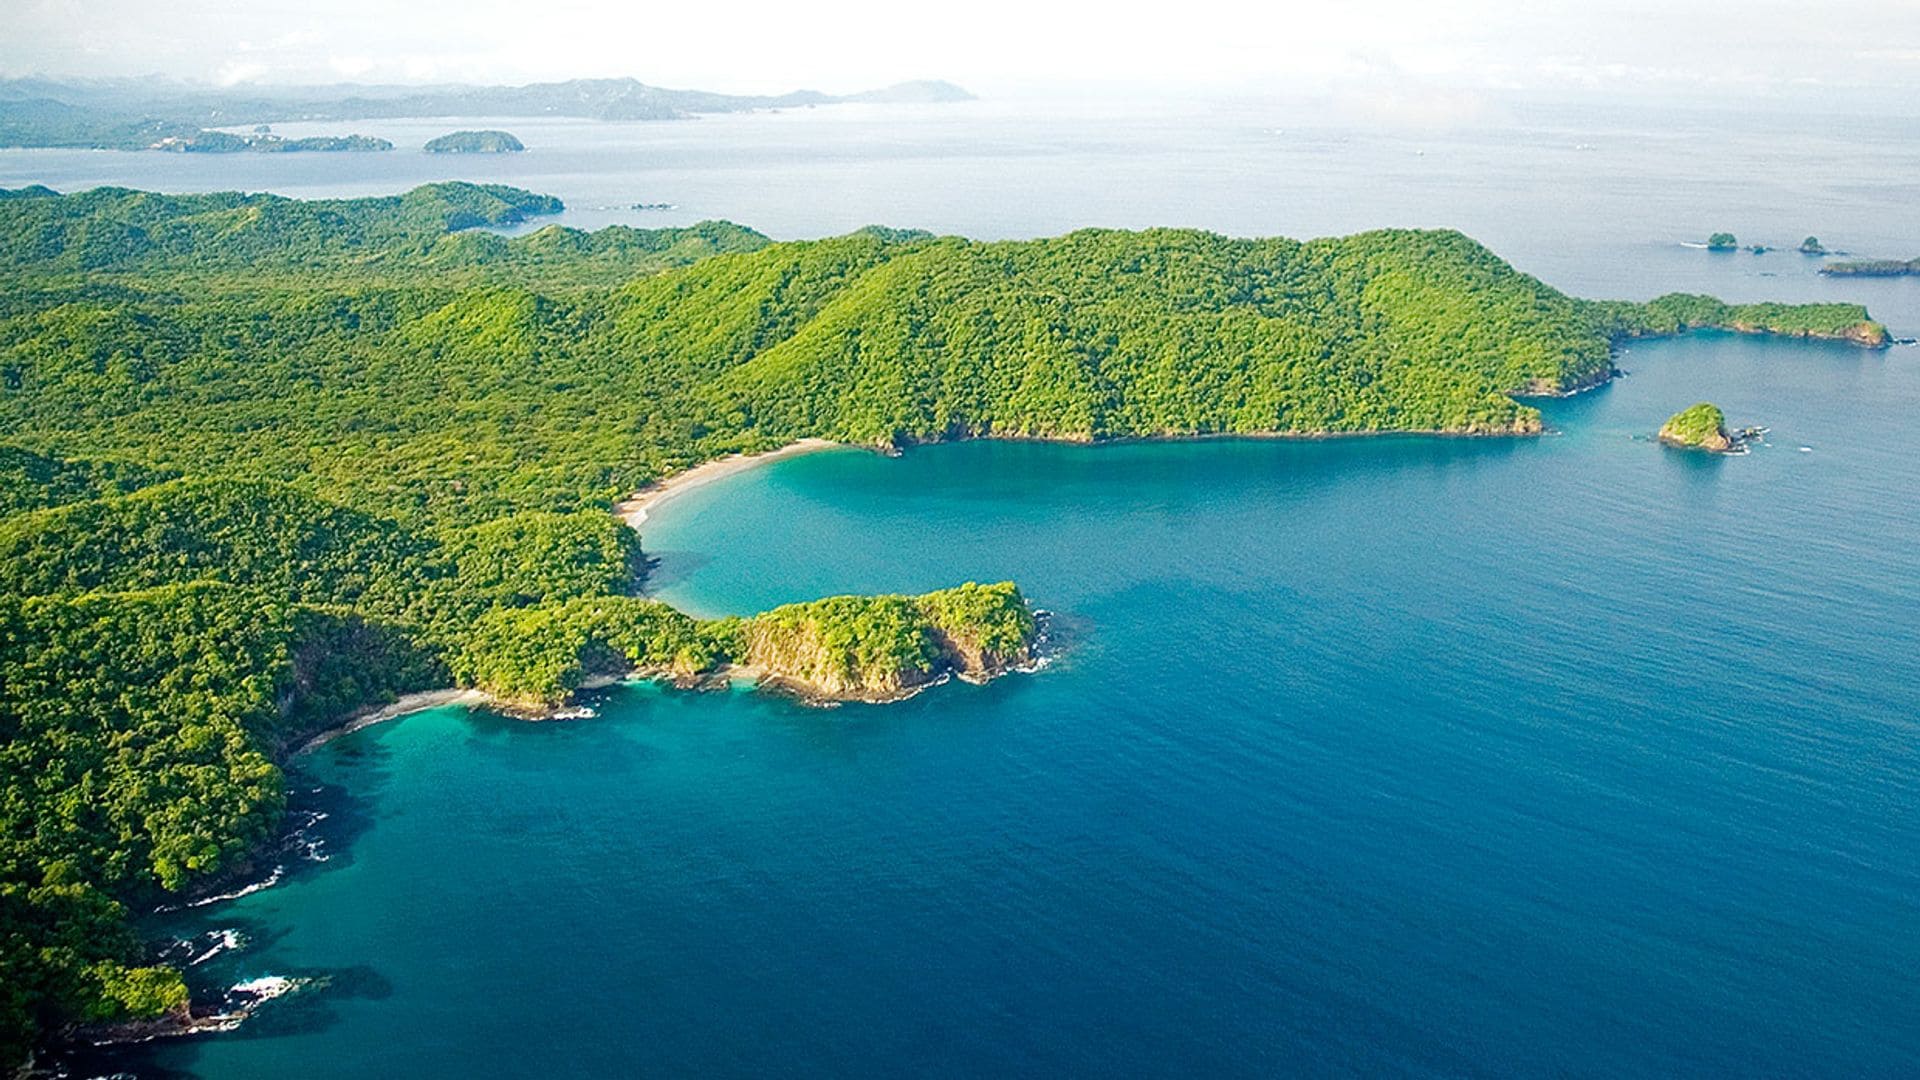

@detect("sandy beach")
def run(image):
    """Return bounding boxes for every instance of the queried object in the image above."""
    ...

[290,688,490,757]
[616,438,840,531]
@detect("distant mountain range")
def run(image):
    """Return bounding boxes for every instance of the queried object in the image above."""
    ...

[0,76,976,150]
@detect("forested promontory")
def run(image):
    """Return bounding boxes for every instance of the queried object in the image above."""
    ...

[0,182,1890,1062]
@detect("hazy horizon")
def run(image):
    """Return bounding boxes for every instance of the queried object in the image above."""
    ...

[7,0,1920,116]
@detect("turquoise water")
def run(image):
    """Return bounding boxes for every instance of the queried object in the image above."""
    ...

[124,332,1920,1078]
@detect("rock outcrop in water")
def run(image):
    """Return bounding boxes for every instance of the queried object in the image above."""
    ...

[1659,403,1735,452]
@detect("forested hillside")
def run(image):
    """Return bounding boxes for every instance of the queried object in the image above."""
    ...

[0,183,1885,1062]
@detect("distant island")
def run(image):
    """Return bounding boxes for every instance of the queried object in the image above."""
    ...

[1707,232,1739,251]
[0,75,976,151]
[1659,403,1736,451]
[1822,257,1919,278]
[424,129,525,154]
[1800,236,1827,255]
[0,181,1894,1065]
[154,131,392,154]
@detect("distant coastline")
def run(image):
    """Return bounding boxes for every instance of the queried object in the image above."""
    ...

[0,76,976,152]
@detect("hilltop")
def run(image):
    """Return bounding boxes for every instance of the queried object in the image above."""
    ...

[0,182,1890,1062]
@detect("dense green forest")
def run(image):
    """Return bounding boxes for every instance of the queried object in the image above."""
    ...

[453,580,1034,705]
[1583,293,1889,346]
[0,182,1887,1062]
[1657,402,1732,450]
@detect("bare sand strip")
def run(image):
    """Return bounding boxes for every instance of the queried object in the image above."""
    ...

[616,438,840,531]
[290,442,846,757]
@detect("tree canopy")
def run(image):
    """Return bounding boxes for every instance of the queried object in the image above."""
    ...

[0,183,1884,1062]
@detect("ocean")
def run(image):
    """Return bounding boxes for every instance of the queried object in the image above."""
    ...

[22,96,1918,1077]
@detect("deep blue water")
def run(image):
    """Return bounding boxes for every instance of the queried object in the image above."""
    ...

[23,96,1917,1077]
[124,332,1920,1078]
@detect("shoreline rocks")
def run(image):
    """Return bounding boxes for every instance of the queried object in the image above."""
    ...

[1658,402,1740,453]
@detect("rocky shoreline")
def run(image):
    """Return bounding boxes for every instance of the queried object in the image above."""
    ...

[64,976,314,1051]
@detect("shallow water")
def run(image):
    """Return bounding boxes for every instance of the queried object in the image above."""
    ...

[123,331,1920,1078]
[24,96,1919,1078]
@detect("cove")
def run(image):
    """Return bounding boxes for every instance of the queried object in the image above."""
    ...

[128,333,1920,1078]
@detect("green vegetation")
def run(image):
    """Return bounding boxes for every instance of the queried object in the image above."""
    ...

[155,132,393,153]
[1800,236,1826,255]
[1579,293,1889,347]
[0,582,422,1059]
[0,447,171,514]
[453,596,729,704]
[424,130,526,153]
[0,105,391,152]
[452,581,1031,705]
[1658,402,1732,451]
[0,183,1883,1060]
[1706,232,1738,251]
[1822,257,1918,278]
[0,77,977,150]
[742,582,1036,699]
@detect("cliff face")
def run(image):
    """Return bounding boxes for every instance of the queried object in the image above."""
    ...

[448,584,1039,711]
[1725,319,1889,348]
[742,582,1037,702]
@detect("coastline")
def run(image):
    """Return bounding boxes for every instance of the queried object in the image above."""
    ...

[289,688,489,758]
[616,438,841,530]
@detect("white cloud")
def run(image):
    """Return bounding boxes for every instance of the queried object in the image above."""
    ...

[328,54,375,78]
[214,59,270,86]
[1,0,1917,103]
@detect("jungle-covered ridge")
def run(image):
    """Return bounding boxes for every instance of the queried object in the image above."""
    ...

[0,182,1889,1061]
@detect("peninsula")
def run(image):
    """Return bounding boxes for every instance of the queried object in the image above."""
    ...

[0,181,1894,1064]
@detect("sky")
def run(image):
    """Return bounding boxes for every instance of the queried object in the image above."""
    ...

[6,0,1920,106]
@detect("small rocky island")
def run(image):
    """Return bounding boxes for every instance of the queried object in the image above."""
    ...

[424,130,526,154]
[1706,232,1739,251]
[1658,402,1743,452]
